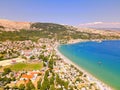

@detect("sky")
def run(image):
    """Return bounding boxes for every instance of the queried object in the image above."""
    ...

[0,0,120,25]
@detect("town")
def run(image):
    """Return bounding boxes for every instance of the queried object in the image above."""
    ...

[0,38,110,90]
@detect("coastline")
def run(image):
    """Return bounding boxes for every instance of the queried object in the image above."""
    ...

[54,42,113,90]
[67,38,120,45]
[66,39,103,46]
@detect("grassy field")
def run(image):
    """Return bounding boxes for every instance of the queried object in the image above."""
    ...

[0,62,43,71]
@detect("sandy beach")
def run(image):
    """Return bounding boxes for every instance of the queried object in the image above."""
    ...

[55,43,113,90]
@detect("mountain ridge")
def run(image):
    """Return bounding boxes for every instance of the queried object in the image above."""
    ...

[79,22,120,29]
[0,19,120,41]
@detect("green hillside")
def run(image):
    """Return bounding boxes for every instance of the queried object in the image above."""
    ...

[0,23,119,42]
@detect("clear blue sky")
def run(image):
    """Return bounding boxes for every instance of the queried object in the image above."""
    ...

[0,0,120,25]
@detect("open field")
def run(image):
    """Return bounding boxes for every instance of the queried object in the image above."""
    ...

[0,58,26,66]
[0,62,43,71]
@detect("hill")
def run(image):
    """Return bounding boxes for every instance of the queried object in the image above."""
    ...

[0,19,31,31]
[0,19,120,42]
[79,22,120,31]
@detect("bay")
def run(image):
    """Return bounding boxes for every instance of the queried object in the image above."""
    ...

[58,40,120,90]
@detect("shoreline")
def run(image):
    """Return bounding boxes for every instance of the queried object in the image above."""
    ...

[67,38,120,45]
[54,42,113,90]
[67,39,103,44]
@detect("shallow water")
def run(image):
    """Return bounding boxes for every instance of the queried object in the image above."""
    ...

[58,40,120,90]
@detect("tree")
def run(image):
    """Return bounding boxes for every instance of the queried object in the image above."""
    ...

[37,79,41,89]
[6,78,11,83]
[69,85,74,90]
[12,77,16,81]
[41,80,50,90]
[19,84,25,90]
[56,74,69,89]
[42,45,46,49]
[38,54,44,59]
[50,84,55,90]
[41,70,50,90]
[43,62,47,67]
[48,59,54,69]
[30,55,35,60]
[63,81,69,89]
[0,25,4,29]
[43,56,48,62]
[4,86,10,89]
[3,68,11,75]
[12,86,19,89]
[44,70,49,78]
[0,53,4,60]
[26,80,35,90]
[21,56,27,60]
[50,75,54,85]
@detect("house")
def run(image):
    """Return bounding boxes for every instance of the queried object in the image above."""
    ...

[20,71,39,82]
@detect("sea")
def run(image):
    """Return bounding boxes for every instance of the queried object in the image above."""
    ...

[58,40,120,90]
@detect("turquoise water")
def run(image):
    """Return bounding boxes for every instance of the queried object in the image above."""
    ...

[58,40,120,90]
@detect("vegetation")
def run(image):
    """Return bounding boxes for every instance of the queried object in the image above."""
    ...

[0,52,19,61]
[37,78,42,89]
[31,23,67,31]
[48,58,54,69]
[0,23,119,89]
[26,80,35,90]
[0,23,119,42]
[0,26,4,29]
[0,62,43,71]
[2,68,11,75]
[0,68,16,87]
[19,84,25,90]
[40,70,50,90]
[56,74,69,89]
